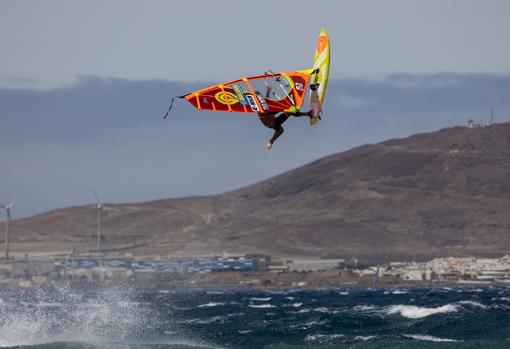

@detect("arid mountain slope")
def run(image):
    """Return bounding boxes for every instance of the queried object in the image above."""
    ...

[7,123,510,263]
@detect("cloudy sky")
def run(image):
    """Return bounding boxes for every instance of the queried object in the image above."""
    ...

[1,0,510,218]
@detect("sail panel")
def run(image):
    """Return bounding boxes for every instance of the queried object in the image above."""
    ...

[183,70,313,114]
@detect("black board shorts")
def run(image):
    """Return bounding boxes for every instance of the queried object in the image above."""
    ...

[273,113,289,130]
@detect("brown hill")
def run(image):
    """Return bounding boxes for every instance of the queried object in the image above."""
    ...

[6,123,510,263]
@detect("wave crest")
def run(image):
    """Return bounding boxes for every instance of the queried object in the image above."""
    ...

[386,304,458,319]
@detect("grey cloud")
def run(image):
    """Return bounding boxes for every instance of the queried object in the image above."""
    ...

[331,73,510,115]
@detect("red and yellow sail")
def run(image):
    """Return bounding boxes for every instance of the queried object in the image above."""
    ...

[182,69,313,114]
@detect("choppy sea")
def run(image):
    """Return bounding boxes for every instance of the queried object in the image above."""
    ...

[1,284,509,349]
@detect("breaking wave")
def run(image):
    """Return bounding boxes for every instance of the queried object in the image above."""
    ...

[386,304,459,318]
[247,304,276,309]
[0,284,153,347]
[197,302,224,308]
[304,333,344,343]
[404,334,460,342]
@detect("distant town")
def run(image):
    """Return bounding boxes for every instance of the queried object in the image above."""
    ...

[1,252,510,290]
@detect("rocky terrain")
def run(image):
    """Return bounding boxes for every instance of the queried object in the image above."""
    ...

[6,123,510,263]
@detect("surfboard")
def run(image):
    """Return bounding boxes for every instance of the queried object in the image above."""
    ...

[309,29,330,125]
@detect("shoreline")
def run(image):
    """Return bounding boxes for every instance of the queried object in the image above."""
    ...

[0,273,503,292]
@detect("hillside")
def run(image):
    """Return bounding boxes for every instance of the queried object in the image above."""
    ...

[6,123,510,263]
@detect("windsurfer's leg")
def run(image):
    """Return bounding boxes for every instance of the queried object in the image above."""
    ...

[267,125,284,150]
[275,113,289,125]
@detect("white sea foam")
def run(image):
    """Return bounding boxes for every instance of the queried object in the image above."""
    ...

[457,300,487,309]
[197,302,224,308]
[354,335,377,341]
[285,302,302,308]
[313,307,339,314]
[304,320,329,327]
[304,333,344,343]
[338,291,349,295]
[285,296,295,300]
[249,297,271,301]
[238,329,253,334]
[392,289,409,295]
[247,303,276,308]
[0,284,151,347]
[354,305,377,311]
[185,316,226,324]
[404,334,459,342]
[386,304,458,319]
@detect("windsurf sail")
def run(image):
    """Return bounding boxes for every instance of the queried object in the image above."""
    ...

[178,69,313,115]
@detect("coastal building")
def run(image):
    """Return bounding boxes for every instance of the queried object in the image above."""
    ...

[268,260,289,273]
[288,259,345,272]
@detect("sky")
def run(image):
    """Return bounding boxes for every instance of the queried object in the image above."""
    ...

[1,0,510,218]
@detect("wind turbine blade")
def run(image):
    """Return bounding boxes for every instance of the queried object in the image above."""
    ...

[7,210,11,220]
[93,190,100,205]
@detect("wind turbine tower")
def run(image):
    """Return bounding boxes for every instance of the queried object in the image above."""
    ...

[93,191,103,253]
[1,202,14,259]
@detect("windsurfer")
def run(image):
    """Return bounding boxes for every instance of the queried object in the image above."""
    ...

[259,83,320,150]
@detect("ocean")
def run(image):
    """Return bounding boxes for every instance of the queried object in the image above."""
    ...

[1,284,509,349]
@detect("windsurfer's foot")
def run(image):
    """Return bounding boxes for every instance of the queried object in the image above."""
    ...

[310,83,319,91]
[266,142,273,150]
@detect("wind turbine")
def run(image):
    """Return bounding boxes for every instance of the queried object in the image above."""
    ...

[93,191,104,253]
[93,191,116,254]
[1,201,14,259]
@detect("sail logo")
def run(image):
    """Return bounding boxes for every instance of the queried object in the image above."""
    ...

[317,35,328,54]
[232,84,248,105]
[215,91,239,105]
[255,93,269,111]
[245,94,259,112]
